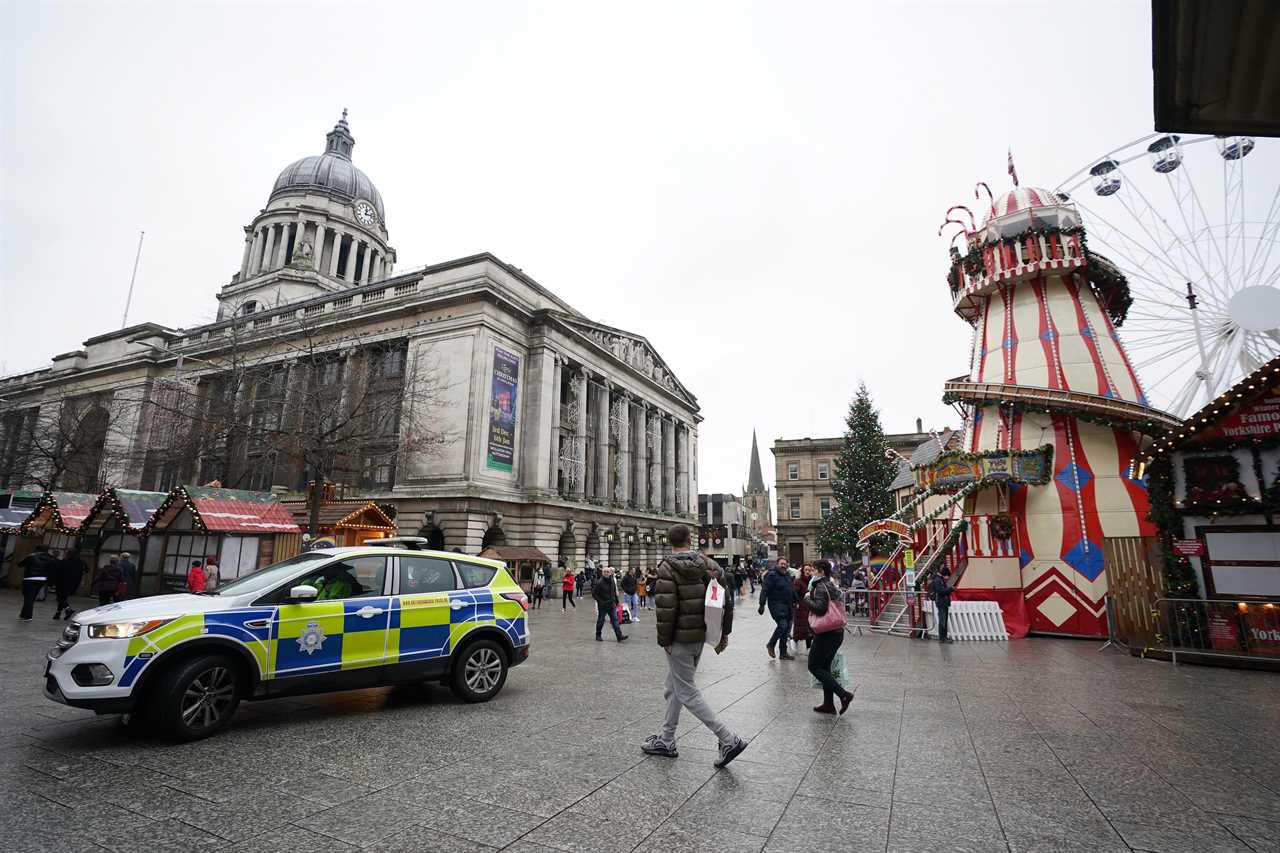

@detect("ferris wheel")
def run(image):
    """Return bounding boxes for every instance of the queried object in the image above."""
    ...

[1057,133,1280,418]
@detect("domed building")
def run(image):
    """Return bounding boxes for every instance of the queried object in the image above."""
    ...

[218,111,397,317]
[0,113,701,593]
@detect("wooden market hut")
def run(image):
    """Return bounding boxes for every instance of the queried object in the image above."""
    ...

[79,488,169,578]
[478,545,551,593]
[0,491,42,588]
[147,486,302,592]
[285,500,397,548]
[5,492,98,589]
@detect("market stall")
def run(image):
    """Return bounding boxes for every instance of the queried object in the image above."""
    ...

[80,488,168,584]
[0,491,41,588]
[478,545,551,593]
[148,485,302,592]
[285,500,396,548]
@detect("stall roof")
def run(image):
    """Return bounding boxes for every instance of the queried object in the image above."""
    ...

[286,500,396,532]
[0,491,42,532]
[154,486,301,534]
[1145,354,1280,461]
[21,492,98,534]
[478,545,550,562]
[83,488,168,532]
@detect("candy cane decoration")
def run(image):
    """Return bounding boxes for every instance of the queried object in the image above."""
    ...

[974,182,994,209]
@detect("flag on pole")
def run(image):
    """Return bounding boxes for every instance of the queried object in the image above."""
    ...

[1007,149,1019,186]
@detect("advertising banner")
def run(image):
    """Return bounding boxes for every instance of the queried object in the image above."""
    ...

[486,348,520,472]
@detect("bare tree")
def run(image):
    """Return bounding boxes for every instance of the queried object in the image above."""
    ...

[0,388,136,493]
[139,313,457,533]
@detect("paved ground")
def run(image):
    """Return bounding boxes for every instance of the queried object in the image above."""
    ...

[2,587,1280,853]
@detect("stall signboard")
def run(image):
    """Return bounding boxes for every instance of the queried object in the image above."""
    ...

[1205,389,1280,441]
[857,518,912,545]
[1172,539,1207,557]
[1206,610,1241,652]
[486,348,521,472]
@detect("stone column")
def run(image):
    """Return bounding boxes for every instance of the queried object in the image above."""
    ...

[572,369,588,501]
[329,231,344,277]
[355,242,371,281]
[239,229,254,279]
[648,408,662,510]
[250,228,266,275]
[636,401,650,508]
[273,224,290,268]
[688,424,699,517]
[261,225,277,274]
[663,416,676,514]
[617,392,631,505]
[596,381,611,501]
[676,421,688,517]
[369,249,379,282]
[548,355,562,492]
[339,237,355,280]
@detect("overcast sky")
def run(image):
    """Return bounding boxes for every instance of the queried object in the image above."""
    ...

[2,1,1174,498]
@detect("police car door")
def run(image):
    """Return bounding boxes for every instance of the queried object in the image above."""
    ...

[387,554,457,676]
[269,554,392,681]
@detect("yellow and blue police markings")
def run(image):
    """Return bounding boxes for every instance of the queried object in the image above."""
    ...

[269,597,392,678]
[118,609,275,688]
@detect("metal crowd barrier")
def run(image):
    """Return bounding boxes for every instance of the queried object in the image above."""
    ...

[1150,597,1280,665]
[920,600,1008,641]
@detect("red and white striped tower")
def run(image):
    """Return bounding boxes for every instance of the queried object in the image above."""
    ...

[941,185,1179,637]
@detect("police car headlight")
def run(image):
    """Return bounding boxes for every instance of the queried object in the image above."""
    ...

[87,619,173,639]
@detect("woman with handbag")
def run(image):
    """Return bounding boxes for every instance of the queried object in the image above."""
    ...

[805,560,852,715]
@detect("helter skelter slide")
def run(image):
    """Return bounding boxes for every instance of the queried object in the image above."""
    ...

[868,177,1186,639]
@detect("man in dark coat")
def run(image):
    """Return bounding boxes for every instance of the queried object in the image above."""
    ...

[18,546,55,622]
[591,566,627,642]
[758,559,797,660]
[929,568,956,643]
[643,524,746,769]
[53,549,87,621]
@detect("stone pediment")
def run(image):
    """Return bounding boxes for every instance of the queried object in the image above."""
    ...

[556,315,696,408]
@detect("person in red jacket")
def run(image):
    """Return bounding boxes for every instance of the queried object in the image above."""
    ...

[186,560,206,594]
[560,565,576,610]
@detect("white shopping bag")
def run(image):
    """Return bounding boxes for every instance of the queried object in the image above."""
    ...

[704,578,725,649]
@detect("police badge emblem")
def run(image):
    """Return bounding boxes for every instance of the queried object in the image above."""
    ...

[297,621,327,655]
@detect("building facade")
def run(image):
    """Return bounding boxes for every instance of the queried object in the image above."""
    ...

[696,493,753,566]
[772,427,929,564]
[0,114,700,575]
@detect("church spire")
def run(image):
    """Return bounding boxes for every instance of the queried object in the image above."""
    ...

[747,430,765,493]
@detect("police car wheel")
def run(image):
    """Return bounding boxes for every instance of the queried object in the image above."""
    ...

[155,654,241,740]
[451,640,507,702]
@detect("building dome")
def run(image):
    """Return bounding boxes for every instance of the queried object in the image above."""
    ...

[986,186,1060,221]
[269,111,385,222]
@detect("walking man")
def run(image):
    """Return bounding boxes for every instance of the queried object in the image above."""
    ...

[758,558,797,659]
[620,568,639,621]
[592,566,628,642]
[929,567,956,643]
[643,524,747,769]
[53,548,86,621]
[17,546,54,622]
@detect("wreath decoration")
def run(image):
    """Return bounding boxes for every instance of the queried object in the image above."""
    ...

[990,513,1014,541]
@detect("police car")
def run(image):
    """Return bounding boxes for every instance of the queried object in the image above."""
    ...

[44,547,530,740]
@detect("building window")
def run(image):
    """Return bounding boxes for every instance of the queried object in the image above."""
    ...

[817,462,829,480]
[789,497,801,519]
[787,462,799,480]
[819,498,832,519]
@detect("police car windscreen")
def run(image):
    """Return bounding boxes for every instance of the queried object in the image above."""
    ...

[210,552,332,597]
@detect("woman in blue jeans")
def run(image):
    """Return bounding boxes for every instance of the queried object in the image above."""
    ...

[804,560,853,715]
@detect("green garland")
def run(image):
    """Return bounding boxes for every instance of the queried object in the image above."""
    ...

[945,224,1131,326]
[1145,456,1203,598]
[940,395,1170,437]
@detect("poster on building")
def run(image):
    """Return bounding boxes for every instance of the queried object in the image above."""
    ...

[486,348,520,472]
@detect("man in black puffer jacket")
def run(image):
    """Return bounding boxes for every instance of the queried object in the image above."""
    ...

[591,567,627,642]
[758,559,797,660]
[642,524,747,769]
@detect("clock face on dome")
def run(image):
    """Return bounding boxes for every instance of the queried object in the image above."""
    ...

[354,201,376,226]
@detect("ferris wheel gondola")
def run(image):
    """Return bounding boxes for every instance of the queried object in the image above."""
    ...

[1057,133,1280,418]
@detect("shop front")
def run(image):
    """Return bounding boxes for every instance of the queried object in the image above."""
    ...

[79,488,168,579]
[285,500,396,548]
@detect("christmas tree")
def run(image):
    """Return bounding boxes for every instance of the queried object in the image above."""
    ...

[819,383,897,556]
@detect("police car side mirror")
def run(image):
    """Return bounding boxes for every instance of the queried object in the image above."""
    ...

[290,584,319,601]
